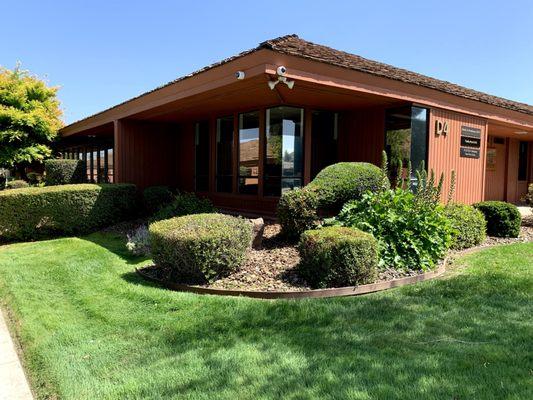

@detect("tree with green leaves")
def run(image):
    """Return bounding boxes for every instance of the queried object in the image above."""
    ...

[0,65,63,176]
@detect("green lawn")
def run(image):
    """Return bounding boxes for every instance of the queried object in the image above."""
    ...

[0,233,531,400]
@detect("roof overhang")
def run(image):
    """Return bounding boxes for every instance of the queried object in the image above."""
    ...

[60,49,533,137]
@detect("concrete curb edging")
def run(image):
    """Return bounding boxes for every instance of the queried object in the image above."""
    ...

[136,260,447,300]
[0,311,33,400]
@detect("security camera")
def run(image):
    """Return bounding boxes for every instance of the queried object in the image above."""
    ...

[276,66,287,76]
[235,71,245,80]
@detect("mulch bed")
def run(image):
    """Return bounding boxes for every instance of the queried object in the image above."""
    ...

[138,222,422,292]
[130,215,533,293]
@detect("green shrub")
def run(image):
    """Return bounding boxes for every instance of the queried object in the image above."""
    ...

[334,188,452,271]
[26,172,44,185]
[307,162,388,211]
[5,180,29,189]
[473,201,521,238]
[523,183,533,207]
[298,226,379,288]
[152,192,215,222]
[277,188,319,239]
[149,213,252,283]
[143,186,174,214]
[44,159,86,186]
[444,204,486,250]
[0,184,138,241]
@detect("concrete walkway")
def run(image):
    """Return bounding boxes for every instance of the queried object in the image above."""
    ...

[0,311,33,400]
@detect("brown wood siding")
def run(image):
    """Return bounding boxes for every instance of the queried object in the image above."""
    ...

[114,120,179,190]
[428,108,487,204]
[176,122,195,192]
[484,136,507,201]
[338,107,385,165]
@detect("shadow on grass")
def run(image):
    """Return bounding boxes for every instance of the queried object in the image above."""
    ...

[129,267,531,399]
[81,231,151,265]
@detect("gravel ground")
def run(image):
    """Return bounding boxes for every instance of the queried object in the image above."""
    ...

[133,214,533,293]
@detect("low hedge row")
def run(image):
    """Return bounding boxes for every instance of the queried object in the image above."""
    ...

[0,183,137,241]
[298,226,379,288]
[143,186,174,214]
[44,159,86,185]
[149,213,252,283]
[151,192,216,221]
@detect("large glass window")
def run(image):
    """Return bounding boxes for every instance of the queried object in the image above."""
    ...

[311,111,338,179]
[518,141,528,181]
[107,148,114,183]
[385,106,428,186]
[238,111,259,194]
[216,116,234,193]
[98,149,106,182]
[195,121,210,191]
[264,106,304,196]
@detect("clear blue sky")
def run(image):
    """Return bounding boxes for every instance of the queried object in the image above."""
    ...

[2,0,532,124]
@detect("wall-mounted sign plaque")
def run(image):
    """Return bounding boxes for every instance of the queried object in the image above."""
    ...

[460,136,481,148]
[461,126,481,139]
[486,148,496,171]
[460,147,480,158]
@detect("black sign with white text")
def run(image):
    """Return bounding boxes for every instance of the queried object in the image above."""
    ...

[461,136,481,148]
[460,147,480,159]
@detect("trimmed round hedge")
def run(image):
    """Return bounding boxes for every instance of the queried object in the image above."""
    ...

[444,204,486,250]
[0,183,138,241]
[44,159,86,185]
[149,213,253,283]
[143,186,174,214]
[298,226,379,288]
[5,180,29,189]
[277,188,319,240]
[307,162,388,211]
[473,201,521,238]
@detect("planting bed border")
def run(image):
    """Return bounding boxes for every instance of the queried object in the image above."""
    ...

[135,260,447,299]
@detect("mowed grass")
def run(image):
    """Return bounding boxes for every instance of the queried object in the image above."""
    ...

[0,233,531,400]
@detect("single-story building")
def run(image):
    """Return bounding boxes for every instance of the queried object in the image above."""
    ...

[58,34,533,214]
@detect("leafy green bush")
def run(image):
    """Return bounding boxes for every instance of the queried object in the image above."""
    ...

[473,201,521,238]
[44,159,86,185]
[152,192,215,221]
[307,162,388,211]
[277,188,319,240]
[143,186,174,214]
[523,183,533,207]
[26,172,44,185]
[0,183,138,241]
[444,204,486,250]
[5,180,29,189]
[298,226,379,288]
[334,188,452,271]
[149,213,252,283]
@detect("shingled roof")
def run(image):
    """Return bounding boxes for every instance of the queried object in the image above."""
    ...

[260,35,533,116]
[64,34,533,128]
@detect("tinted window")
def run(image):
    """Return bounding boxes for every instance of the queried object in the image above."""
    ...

[216,116,234,193]
[238,111,259,194]
[311,111,338,178]
[195,121,210,191]
[518,141,528,181]
[264,107,304,196]
[385,106,428,186]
